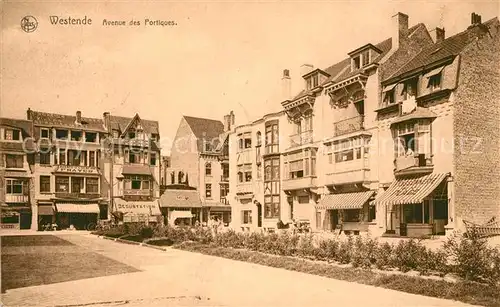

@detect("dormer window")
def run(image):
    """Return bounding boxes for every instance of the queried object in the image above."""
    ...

[352,56,361,70]
[384,89,395,105]
[361,50,370,66]
[427,73,442,91]
[306,74,319,90]
[402,77,418,99]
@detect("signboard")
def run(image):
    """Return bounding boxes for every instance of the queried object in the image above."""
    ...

[176,195,189,201]
[115,202,157,210]
[55,165,99,174]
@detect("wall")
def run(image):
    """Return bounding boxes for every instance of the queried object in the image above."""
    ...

[199,155,222,204]
[453,26,500,226]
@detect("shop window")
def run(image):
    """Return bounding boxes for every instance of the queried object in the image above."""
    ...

[56,129,68,140]
[86,177,99,193]
[205,162,212,176]
[6,179,23,194]
[56,176,69,192]
[85,132,97,143]
[6,154,23,168]
[40,176,51,193]
[344,209,360,222]
[71,131,82,141]
[243,210,252,224]
[4,128,21,141]
[206,184,212,198]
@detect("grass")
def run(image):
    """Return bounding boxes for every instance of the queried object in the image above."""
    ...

[1,235,139,292]
[175,242,500,307]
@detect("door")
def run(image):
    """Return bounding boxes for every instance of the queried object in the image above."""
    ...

[331,210,338,231]
[257,204,262,227]
[20,213,32,229]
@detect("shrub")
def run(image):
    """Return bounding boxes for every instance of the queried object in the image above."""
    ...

[213,229,244,248]
[317,238,338,261]
[140,226,154,239]
[337,235,354,264]
[297,234,318,259]
[444,229,500,284]
[146,238,175,246]
[419,248,449,276]
[374,242,394,270]
[392,239,427,273]
[351,235,378,269]
[243,232,265,251]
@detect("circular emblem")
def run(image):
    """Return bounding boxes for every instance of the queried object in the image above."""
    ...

[21,16,38,33]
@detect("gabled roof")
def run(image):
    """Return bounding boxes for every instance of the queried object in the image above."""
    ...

[183,116,224,141]
[385,18,499,82]
[119,113,141,137]
[110,115,159,135]
[0,118,35,151]
[29,110,106,132]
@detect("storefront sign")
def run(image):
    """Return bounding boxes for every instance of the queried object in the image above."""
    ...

[176,195,189,201]
[55,165,99,174]
[116,203,157,210]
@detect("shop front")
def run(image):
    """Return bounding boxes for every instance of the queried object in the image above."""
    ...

[203,203,231,226]
[316,190,375,235]
[374,172,450,237]
[159,188,202,226]
[55,202,100,230]
[37,203,55,230]
[1,205,32,230]
[113,198,162,225]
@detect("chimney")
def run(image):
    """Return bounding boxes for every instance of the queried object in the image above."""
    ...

[75,111,82,124]
[429,27,445,43]
[26,108,32,120]
[300,64,314,77]
[223,114,230,132]
[103,112,110,132]
[230,110,235,127]
[471,12,482,26]
[392,12,409,50]
[281,69,291,101]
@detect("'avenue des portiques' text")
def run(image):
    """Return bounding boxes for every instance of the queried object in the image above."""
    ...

[48,16,177,26]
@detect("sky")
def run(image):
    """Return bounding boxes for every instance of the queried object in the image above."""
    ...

[2,0,499,155]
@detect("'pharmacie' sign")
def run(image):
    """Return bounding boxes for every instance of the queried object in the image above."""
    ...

[55,165,99,174]
[116,203,156,210]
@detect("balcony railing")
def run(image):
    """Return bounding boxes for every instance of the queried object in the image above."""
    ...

[394,154,433,176]
[112,138,151,148]
[123,189,152,197]
[282,176,317,191]
[334,115,365,137]
[220,197,230,205]
[5,195,29,203]
[325,159,370,185]
[236,182,253,194]
[289,130,313,147]
[55,192,101,199]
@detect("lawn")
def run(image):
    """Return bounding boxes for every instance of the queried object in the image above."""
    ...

[1,235,138,292]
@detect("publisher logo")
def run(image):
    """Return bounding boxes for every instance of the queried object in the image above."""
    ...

[21,16,38,33]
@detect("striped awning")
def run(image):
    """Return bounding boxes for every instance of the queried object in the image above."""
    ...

[316,191,375,210]
[55,203,100,214]
[373,173,449,208]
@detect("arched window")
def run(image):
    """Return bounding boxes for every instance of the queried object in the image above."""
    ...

[170,172,175,184]
[237,171,243,183]
[256,131,262,146]
[205,162,212,176]
[178,171,184,184]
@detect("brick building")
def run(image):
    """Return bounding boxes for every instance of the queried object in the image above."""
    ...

[161,113,232,226]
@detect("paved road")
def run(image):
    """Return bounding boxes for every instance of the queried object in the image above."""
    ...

[1,232,477,307]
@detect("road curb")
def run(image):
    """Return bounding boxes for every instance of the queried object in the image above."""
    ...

[98,235,168,251]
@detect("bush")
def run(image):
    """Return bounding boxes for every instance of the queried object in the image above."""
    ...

[146,238,175,246]
[337,236,354,264]
[140,227,154,239]
[393,239,426,273]
[374,242,394,270]
[297,234,318,259]
[213,229,244,248]
[317,238,339,261]
[243,232,265,251]
[444,229,500,284]
[351,235,378,269]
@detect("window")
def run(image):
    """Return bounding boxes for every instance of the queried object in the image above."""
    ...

[352,56,361,70]
[383,89,395,105]
[41,128,49,139]
[403,202,430,224]
[70,131,82,141]
[306,78,312,90]
[298,196,309,204]
[205,142,212,152]
[369,205,376,222]
[220,184,229,199]
[222,164,229,179]
[6,154,23,168]
[312,74,319,88]
[85,132,97,142]
[125,175,150,190]
[55,176,69,192]
[40,148,51,165]
[238,171,243,183]
[89,151,95,167]
[205,184,212,198]
[203,162,212,176]
[427,73,442,91]
[284,149,316,179]
[170,172,175,184]
[316,212,322,229]
[264,157,280,219]
[68,150,81,166]
[332,137,367,163]
[402,78,418,99]
[245,171,252,182]
[56,129,68,140]
[6,179,23,194]
[4,129,21,141]
[40,176,50,193]
[257,163,262,179]
[265,123,279,154]
[244,136,252,149]
[71,177,83,193]
[112,130,119,138]
[128,131,136,139]
[256,131,262,146]
[127,151,142,164]
[362,50,370,66]
[243,210,252,224]
[344,209,360,222]
[150,152,156,166]
[86,177,99,193]
[178,171,184,184]
[58,149,66,165]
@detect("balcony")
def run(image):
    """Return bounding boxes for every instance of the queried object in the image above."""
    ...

[55,192,101,199]
[394,154,433,176]
[289,130,313,148]
[113,138,151,148]
[5,195,29,203]
[334,115,365,137]
[236,182,253,195]
[325,159,370,185]
[236,149,252,165]
[123,189,152,197]
[282,176,317,191]
[220,175,229,183]
[220,197,230,205]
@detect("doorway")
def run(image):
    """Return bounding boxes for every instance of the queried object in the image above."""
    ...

[257,204,262,227]
[330,210,338,231]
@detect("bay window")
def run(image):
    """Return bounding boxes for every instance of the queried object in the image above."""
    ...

[125,175,151,190]
[264,157,280,219]
[332,137,369,163]
[394,120,432,159]
[6,179,23,194]
[403,201,430,224]
[284,148,316,179]
[265,121,279,154]
[6,154,23,168]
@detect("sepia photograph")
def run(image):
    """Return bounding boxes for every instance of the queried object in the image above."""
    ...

[1,0,500,306]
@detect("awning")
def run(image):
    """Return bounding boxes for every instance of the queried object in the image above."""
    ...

[390,107,437,126]
[204,204,232,212]
[316,191,375,210]
[55,203,100,213]
[38,205,54,215]
[114,198,161,215]
[121,165,153,176]
[159,189,202,208]
[424,66,445,78]
[170,210,193,219]
[382,83,398,92]
[373,173,449,208]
